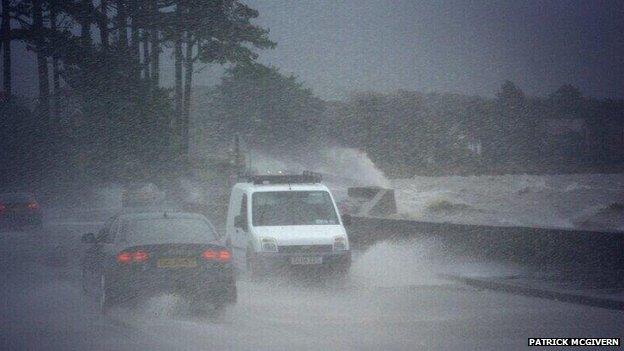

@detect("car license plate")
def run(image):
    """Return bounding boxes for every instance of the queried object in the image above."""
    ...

[157,257,197,268]
[290,256,322,265]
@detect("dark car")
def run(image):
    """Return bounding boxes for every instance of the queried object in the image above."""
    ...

[81,211,236,314]
[0,192,43,229]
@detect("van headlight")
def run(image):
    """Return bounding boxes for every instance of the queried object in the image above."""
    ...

[261,237,278,252]
[333,236,348,251]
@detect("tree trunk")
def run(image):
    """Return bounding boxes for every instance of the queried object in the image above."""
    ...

[116,0,128,50]
[173,35,183,152]
[1,0,11,96]
[129,0,140,80]
[50,6,61,119]
[99,0,109,51]
[150,31,159,87]
[149,0,159,88]
[142,30,149,79]
[33,0,49,120]
[172,3,183,153]
[181,35,194,156]
[80,0,91,47]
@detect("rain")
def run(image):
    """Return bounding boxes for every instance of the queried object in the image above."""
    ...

[1,1,623,350]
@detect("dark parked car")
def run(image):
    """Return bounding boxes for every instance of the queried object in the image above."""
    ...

[0,192,42,229]
[81,211,236,314]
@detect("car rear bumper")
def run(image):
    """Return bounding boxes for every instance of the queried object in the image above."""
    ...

[253,250,351,273]
[107,267,236,303]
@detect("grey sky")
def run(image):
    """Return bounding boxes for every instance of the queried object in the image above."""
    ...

[6,0,624,100]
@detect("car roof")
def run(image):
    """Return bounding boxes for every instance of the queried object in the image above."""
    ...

[233,182,330,193]
[117,211,207,221]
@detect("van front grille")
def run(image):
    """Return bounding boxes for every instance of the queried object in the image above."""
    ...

[278,245,333,254]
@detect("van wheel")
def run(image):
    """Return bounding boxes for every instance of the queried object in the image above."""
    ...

[246,249,262,280]
[331,266,351,288]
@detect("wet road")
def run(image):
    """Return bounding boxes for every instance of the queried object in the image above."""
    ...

[1,223,622,350]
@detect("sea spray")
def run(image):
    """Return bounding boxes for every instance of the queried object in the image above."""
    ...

[248,146,390,187]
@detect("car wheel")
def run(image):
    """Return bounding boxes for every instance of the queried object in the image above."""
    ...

[227,284,237,304]
[210,284,237,305]
[212,301,227,318]
[191,299,227,320]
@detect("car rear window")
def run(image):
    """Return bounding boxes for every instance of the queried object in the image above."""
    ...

[118,217,217,244]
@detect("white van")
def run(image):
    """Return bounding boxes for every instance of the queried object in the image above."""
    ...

[225,172,351,277]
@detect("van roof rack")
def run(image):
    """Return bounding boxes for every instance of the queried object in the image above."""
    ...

[249,171,322,185]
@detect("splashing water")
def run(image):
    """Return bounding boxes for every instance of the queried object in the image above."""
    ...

[318,147,390,188]
[248,146,390,187]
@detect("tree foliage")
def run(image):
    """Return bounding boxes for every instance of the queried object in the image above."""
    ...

[1,0,273,182]
[202,63,324,152]
[327,83,624,176]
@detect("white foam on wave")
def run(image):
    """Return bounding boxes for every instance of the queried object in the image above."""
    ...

[393,173,624,230]
[249,146,390,188]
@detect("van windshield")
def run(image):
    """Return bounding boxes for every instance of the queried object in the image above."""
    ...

[252,191,339,226]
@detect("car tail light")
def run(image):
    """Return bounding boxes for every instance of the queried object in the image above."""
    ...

[217,250,231,262]
[27,202,39,210]
[117,252,133,264]
[201,249,231,262]
[133,250,149,262]
[117,250,149,264]
[201,249,217,260]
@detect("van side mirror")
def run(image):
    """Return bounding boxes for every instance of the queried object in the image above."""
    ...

[234,215,247,231]
[81,232,96,244]
[341,214,352,226]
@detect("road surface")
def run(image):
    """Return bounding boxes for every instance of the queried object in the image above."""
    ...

[1,222,622,350]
